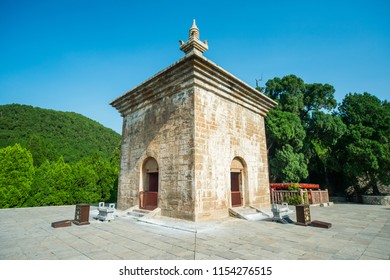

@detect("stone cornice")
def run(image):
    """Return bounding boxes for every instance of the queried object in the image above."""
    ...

[191,55,277,116]
[110,55,194,117]
[110,53,277,117]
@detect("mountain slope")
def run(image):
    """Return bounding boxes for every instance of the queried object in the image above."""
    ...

[0,104,121,163]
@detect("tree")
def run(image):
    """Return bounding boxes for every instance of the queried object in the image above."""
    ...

[72,153,119,204]
[0,144,35,208]
[265,109,308,182]
[264,75,338,184]
[27,134,59,167]
[269,144,308,183]
[108,141,121,203]
[72,161,100,204]
[302,83,337,121]
[335,93,389,195]
[265,75,305,114]
[306,112,347,188]
[26,157,73,206]
[266,109,306,151]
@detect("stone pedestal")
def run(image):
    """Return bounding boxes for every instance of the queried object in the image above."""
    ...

[96,202,116,222]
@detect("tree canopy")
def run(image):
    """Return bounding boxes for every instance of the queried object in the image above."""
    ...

[0,144,34,207]
[264,75,340,185]
[334,93,389,195]
[263,75,389,197]
[0,104,121,163]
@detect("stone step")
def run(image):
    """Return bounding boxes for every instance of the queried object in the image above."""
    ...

[127,211,144,218]
[245,212,270,221]
[229,207,271,221]
[127,208,151,219]
[132,209,151,214]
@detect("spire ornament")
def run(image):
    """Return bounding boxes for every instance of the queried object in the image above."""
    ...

[180,19,208,56]
[189,19,200,39]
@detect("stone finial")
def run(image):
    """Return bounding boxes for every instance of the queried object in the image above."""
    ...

[180,19,208,56]
[189,19,200,39]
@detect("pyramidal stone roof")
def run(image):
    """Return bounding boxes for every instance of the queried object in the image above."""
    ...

[111,20,277,117]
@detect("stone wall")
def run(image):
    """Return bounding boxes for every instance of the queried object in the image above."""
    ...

[193,87,271,220]
[113,53,276,222]
[117,88,196,220]
[362,195,390,206]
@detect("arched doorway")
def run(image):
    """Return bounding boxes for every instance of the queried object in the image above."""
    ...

[140,157,159,210]
[230,157,246,207]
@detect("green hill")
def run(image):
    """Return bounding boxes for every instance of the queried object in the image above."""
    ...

[0,104,121,164]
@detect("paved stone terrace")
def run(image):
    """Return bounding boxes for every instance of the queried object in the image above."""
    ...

[0,203,389,260]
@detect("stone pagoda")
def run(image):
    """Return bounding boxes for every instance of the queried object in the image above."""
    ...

[111,20,277,221]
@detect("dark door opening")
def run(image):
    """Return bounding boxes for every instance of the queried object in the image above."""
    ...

[148,172,158,192]
[231,172,242,207]
[140,172,159,210]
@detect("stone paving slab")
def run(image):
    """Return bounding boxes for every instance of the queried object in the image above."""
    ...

[0,203,389,260]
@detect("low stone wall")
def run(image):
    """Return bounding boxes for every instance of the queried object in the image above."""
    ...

[362,195,390,206]
[329,196,347,203]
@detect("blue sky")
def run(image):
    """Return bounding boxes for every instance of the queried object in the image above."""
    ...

[1,0,389,134]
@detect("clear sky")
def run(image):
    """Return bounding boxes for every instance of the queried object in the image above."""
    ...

[1,0,389,134]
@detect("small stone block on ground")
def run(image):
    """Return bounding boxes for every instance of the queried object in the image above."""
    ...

[310,220,332,229]
[51,220,72,228]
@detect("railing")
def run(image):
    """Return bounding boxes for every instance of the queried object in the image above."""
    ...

[271,190,304,205]
[270,189,329,205]
[139,191,158,210]
[309,189,329,204]
[270,183,320,189]
[231,191,242,207]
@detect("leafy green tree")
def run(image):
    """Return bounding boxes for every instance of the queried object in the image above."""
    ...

[306,112,347,188]
[269,144,308,183]
[265,109,308,182]
[24,160,52,206]
[302,83,337,121]
[26,157,73,206]
[265,75,305,114]
[266,109,306,151]
[72,161,100,204]
[335,93,389,195]
[72,153,119,204]
[27,134,59,167]
[265,75,336,119]
[264,75,338,184]
[108,141,121,203]
[0,144,35,208]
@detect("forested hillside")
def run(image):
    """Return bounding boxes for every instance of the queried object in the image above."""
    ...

[0,104,121,208]
[0,104,121,164]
